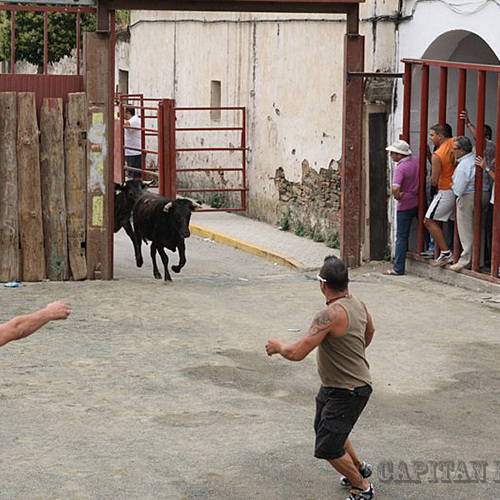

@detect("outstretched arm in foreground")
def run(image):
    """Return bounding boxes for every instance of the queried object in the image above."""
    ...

[265,304,348,361]
[0,301,70,348]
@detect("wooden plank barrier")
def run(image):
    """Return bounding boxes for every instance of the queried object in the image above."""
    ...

[17,92,46,281]
[0,92,20,282]
[65,93,88,280]
[40,98,69,281]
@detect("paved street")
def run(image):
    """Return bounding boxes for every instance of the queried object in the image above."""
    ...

[1,231,499,499]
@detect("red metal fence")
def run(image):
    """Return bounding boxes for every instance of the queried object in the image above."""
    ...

[401,58,500,283]
[0,4,95,112]
[117,94,247,211]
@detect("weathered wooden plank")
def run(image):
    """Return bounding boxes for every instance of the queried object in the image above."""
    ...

[40,97,69,281]
[84,32,112,279]
[65,92,88,281]
[17,92,45,281]
[0,92,20,282]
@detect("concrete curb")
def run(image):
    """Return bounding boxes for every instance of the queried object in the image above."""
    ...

[190,222,304,269]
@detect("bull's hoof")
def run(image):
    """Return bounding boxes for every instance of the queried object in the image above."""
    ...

[153,271,162,279]
[172,265,182,273]
[136,258,143,268]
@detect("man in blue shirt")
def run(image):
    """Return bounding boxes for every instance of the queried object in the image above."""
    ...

[450,136,476,271]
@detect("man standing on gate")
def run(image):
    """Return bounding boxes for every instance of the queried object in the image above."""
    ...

[124,106,142,179]
[265,256,375,500]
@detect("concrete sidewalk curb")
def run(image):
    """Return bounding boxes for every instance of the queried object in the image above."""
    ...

[190,222,304,269]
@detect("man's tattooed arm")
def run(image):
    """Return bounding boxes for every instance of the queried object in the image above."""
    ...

[307,307,334,337]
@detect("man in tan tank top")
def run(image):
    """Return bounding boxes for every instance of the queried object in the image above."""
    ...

[266,256,375,500]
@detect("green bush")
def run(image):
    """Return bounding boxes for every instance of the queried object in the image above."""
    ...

[208,193,228,209]
[279,210,290,231]
[326,231,340,249]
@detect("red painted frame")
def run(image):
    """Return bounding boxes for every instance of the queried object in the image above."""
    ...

[401,58,500,283]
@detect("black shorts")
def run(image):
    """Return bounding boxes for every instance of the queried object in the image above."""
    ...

[314,385,372,460]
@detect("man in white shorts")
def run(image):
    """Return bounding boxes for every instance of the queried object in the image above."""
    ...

[424,124,456,266]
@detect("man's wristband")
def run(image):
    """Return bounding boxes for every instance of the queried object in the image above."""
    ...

[485,167,491,173]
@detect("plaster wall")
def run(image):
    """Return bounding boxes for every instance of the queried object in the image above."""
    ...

[123,5,400,228]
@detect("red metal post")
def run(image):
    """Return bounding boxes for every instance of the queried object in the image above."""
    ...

[140,94,146,177]
[76,12,81,76]
[453,68,468,263]
[10,11,15,74]
[457,69,467,136]
[439,66,448,124]
[44,11,48,74]
[158,101,166,196]
[472,70,486,271]
[341,32,365,268]
[119,101,125,180]
[241,107,247,210]
[401,62,412,142]
[167,99,177,200]
[491,75,500,278]
[417,64,429,254]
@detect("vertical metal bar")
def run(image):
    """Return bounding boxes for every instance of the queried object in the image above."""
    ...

[457,69,467,136]
[439,66,448,124]
[453,68,468,263]
[108,9,116,278]
[417,64,429,254]
[44,11,48,74]
[472,70,486,271]
[341,33,365,267]
[491,74,500,278]
[168,99,177,200]
[241,107,247,210]
[158,101,165,197]
[119,101,125,181]
[76,11,81,76]
[11,11,15,74]
[140,94,146,177]
[401,62,412,142]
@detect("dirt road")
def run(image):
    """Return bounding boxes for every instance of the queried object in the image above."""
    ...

[1,233,499,499]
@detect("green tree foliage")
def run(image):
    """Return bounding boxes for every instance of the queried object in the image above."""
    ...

[0,10,95,71]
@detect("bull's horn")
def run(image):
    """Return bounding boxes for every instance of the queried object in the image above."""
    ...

[163,202,173,213]
[182,196,203,210]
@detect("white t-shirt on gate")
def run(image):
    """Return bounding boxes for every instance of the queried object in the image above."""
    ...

[124,114,141,156]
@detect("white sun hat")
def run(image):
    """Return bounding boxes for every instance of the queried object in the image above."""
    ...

[386,139,412,156]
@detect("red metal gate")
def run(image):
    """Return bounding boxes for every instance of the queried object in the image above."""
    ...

[401,58,500,283]
[117,94,247,211]
[0,4,95,110]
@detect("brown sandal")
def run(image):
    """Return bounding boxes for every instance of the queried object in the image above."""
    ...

[385,269,402,276]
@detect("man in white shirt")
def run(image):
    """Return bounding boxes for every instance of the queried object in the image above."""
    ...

[124,107,142,179]
[450,136,476,271]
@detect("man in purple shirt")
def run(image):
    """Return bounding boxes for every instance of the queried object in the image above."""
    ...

[385,140,419,275]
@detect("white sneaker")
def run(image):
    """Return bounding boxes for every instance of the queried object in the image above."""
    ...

[432,252,452,267]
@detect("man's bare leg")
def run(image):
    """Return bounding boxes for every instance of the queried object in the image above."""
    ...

[344,438,362,469]
[424,218,449,252]
[328,453,369,490]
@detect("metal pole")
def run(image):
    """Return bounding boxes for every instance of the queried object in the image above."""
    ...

[158,101,165,197]
[168,99,177,200]
[76,11,81,76]
[439,66,448,124]
[401,62,412,142]
[491,75,500,278]
[241,107,247,211]
[417,64,429,254]
[140,94,146,178]
[44,11,48,74]
[453,69,467,263]
[10,11,15,74]
[472,70,486,271]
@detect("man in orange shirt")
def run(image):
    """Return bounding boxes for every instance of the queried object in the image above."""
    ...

[423,124,456,266]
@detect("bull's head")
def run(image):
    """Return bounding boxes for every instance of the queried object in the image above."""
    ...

[163,198,201,238]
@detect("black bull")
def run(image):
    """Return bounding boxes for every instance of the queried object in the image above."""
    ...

[132,192,201,281]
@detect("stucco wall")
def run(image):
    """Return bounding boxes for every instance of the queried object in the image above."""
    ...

[123,5,400,231]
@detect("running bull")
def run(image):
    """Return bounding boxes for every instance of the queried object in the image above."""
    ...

[132,192,201,281]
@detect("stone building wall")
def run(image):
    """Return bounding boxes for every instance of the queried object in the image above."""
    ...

[274,160,341,244]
